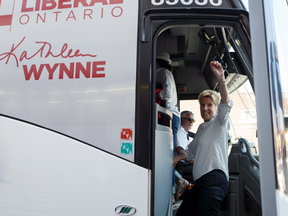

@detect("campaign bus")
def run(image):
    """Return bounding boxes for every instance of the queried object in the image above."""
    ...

[0,0,287,215]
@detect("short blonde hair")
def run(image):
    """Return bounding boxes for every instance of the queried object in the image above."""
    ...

[198,90,221,106]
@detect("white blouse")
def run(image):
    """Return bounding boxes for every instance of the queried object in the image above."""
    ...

[184,100,233,181]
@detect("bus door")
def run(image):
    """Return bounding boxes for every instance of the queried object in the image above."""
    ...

[137,1,260,215]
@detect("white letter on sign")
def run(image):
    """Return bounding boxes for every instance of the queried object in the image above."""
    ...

[181,0,193,5]
[166,0,179,5]
[210,0,222,6]
[195,0,208,5]
[151,0,164,5]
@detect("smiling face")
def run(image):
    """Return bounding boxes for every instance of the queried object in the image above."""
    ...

[200,97,218,122]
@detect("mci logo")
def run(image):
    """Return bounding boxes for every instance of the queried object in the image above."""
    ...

[115,205,137,215]
[0,0,14,27]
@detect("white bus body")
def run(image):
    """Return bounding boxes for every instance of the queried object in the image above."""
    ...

[0,0,149,215]
[0,0,287,215]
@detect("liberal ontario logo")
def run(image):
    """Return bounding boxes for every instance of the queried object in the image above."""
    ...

[0,0,124,31]
[0,0,14,29]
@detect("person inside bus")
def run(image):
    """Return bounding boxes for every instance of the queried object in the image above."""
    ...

[155,51,180,200]
[155,52,180,138]
[174,110,195,182]
[173,61,233,216]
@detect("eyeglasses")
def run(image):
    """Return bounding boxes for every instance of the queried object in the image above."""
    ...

[181,118,195,123]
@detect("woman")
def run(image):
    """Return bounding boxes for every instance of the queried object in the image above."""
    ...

[173,61,233,216]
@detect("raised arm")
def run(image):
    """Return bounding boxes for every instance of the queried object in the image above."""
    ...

[210,61,230,104]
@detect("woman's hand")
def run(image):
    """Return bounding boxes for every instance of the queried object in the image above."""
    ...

[173,153,186,169]
[210,61,225,83]
[210,61,230,104]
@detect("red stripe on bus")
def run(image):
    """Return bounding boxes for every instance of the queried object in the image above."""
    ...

[0,15,12,26]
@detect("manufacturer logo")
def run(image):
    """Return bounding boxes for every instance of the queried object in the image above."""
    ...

[115,205,137,216]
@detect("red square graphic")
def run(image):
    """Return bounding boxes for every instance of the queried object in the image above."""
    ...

[121,128,132,140]
[0,15,12,26]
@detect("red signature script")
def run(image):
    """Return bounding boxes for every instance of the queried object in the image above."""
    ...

[0,37,97,67]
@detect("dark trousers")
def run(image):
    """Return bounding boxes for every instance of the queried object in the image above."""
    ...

[176,169,228,216]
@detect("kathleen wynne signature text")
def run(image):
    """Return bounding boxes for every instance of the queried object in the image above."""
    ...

[0,37,97,67]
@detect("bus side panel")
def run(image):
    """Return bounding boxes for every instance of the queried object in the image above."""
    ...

[0,0,138,161]
[0,116,149,216]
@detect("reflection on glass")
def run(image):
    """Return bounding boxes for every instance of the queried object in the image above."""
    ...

[271,0,288,195]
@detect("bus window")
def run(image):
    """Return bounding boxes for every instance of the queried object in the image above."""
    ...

[229,80,258,152]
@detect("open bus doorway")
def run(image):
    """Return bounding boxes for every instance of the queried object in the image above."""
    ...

[153,21,261,215]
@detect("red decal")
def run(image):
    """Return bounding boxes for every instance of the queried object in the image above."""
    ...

[0,0,14,26]
[19,0,123,15]
[92,61,105,78]
[0,37,97,67]
[75,62,91,78]
[66,10,76,21]
[84,9,93,19]
[58,0,72,9]
[0,15,12,26]
[121,129,133,140]
[74,0,90,7]
[23,61,106,80]
[23,64,45,80]
[42,0,57,11]
[21,0,33,12]
[110,0,123,4]
[45,63,59,79]
[36,13,46,23]
[59,62,74,79]
[90,0,108,6]
[111,6,123,17]
[35,0,41,11]
[0,37,24,67]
